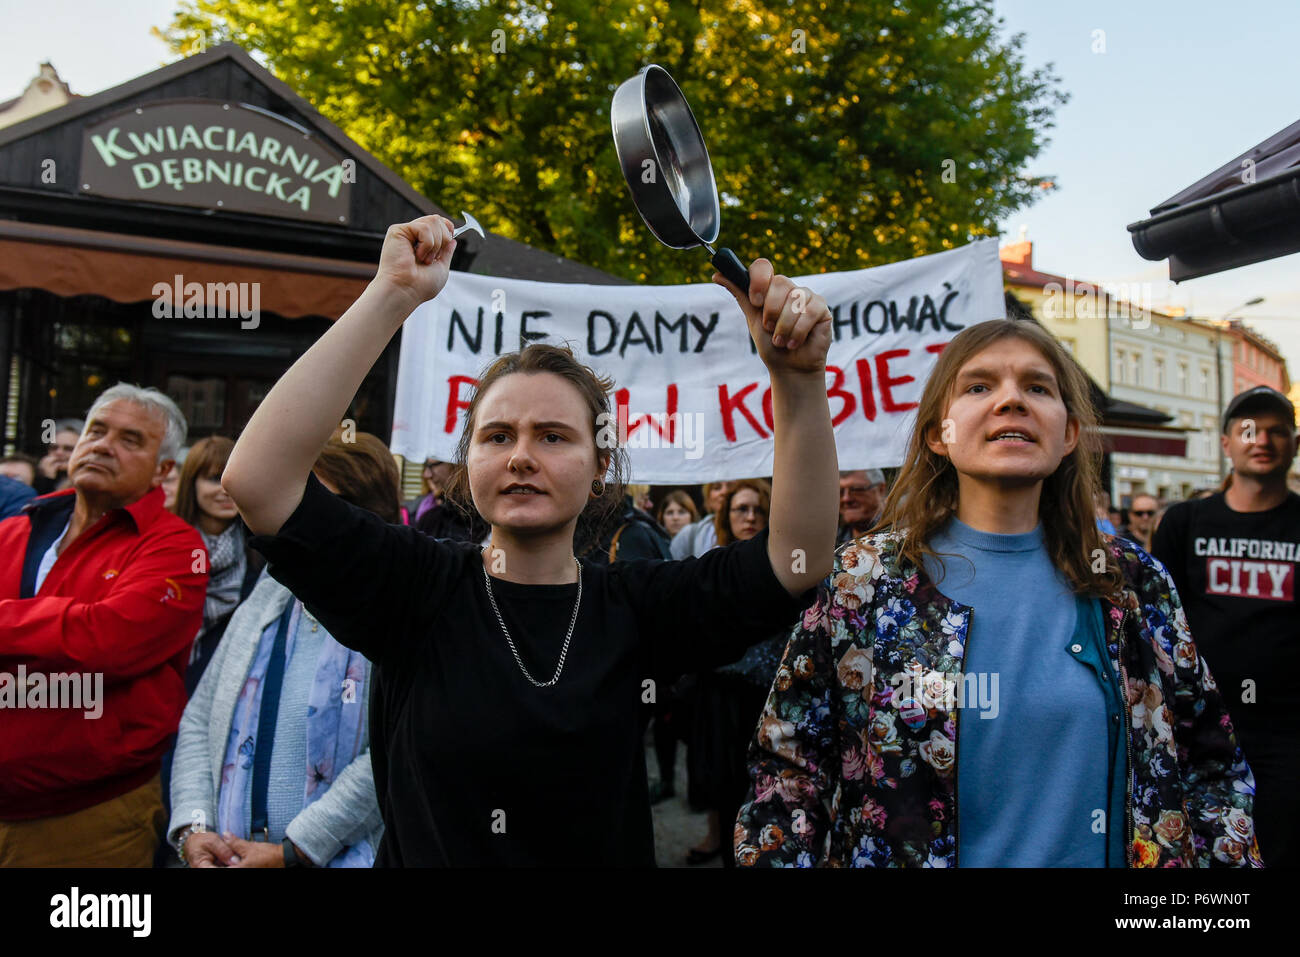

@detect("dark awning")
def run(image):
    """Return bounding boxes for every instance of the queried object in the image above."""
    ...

[1099,428,1188,457]
[0,219,370,319]
[1127,118,1300,281]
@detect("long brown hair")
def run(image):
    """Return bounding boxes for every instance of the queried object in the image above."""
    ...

[715,478,772,546]
[657,489,700,528]
[873,318,1123,598]
[440,343,630,551]
[173,436,234,528]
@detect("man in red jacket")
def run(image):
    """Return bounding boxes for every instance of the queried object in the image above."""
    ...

[0,384,207,866]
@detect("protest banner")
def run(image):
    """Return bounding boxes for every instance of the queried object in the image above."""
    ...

[392,238,1004,482]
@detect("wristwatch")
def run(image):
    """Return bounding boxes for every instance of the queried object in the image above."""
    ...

[282,837,315,868]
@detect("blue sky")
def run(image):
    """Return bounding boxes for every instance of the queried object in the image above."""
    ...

[992,0,1300,367]
[2,0,1298,370]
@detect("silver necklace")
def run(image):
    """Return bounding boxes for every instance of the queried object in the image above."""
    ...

[481,550,582,688]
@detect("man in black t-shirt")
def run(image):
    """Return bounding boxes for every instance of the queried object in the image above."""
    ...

[1153,386,1300,867]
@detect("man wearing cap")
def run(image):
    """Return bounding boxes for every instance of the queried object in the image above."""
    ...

[1153,385,1300,867]
[836,468,887,546]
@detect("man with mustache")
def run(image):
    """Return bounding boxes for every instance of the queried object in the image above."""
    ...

[0,385,208,866]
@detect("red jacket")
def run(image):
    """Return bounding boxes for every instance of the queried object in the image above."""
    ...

[0,485,207,819]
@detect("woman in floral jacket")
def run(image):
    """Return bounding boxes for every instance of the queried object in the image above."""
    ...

[737,313,1263,868]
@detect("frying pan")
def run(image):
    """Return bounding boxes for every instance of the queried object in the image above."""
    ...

[611,64,751,294]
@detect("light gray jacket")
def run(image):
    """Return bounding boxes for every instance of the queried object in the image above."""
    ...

[669,513,718,559]
[167,574,382,865]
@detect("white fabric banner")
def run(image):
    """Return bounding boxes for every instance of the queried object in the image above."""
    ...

[392,239,1004,482]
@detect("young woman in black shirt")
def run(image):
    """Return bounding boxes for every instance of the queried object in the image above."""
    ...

[222,215,838,865]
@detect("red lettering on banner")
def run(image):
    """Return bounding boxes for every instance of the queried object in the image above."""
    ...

[709,344,950,444]
[876,349,918,412]
[718,383,769,441]
[855,358,877,421]
[1205,557,1294,600]
[826,365,856,426]
[446,375,478,433]
[615,384,679,442]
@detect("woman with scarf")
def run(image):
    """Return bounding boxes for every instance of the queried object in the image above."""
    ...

[170,436,265,695]
[737,313,1263,868]
[167,431,395,868]
[220,215,838,866]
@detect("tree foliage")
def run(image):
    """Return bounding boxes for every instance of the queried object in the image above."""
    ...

[158,0,1066,283]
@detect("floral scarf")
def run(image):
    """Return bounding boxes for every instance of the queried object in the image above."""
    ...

[217,599,373,867]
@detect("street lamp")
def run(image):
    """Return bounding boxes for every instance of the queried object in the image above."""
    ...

[1215,297,1266,474]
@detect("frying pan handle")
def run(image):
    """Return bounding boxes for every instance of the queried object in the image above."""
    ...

[711,247,750,296]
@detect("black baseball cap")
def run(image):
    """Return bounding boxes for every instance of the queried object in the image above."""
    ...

[1222,386,1295,433]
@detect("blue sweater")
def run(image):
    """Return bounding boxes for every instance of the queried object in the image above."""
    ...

[922,518,1112,867]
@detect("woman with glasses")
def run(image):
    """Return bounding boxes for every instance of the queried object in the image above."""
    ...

[686,479,792,865]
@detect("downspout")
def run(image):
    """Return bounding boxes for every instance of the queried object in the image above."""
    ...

[1215,327,1225,476]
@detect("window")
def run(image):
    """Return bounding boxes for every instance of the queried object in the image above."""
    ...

[166,376,227,431]
[1114,349,1126,384]
[1154,356,1166,391]
[1130,353,1142,387]
[1200,366,1211,398]
[1177,362,1188,395]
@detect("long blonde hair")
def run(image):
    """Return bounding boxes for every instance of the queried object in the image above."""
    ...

[872,317,1123,598]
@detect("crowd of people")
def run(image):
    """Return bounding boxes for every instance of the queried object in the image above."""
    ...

[0,214,1293,869]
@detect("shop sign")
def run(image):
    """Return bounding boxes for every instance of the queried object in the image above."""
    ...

[80,99,354,224]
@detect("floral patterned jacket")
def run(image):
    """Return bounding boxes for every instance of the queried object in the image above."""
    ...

[735,531,1264,868]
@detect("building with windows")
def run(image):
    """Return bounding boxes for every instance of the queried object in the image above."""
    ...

[1218,320,1289,398]
[1108,311,1224,501]
[1001,239,1195,504]
[1003,239,1296,502]
[999,237,1110,384]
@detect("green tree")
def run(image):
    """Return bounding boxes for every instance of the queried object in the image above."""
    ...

[157,0,1066,283]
